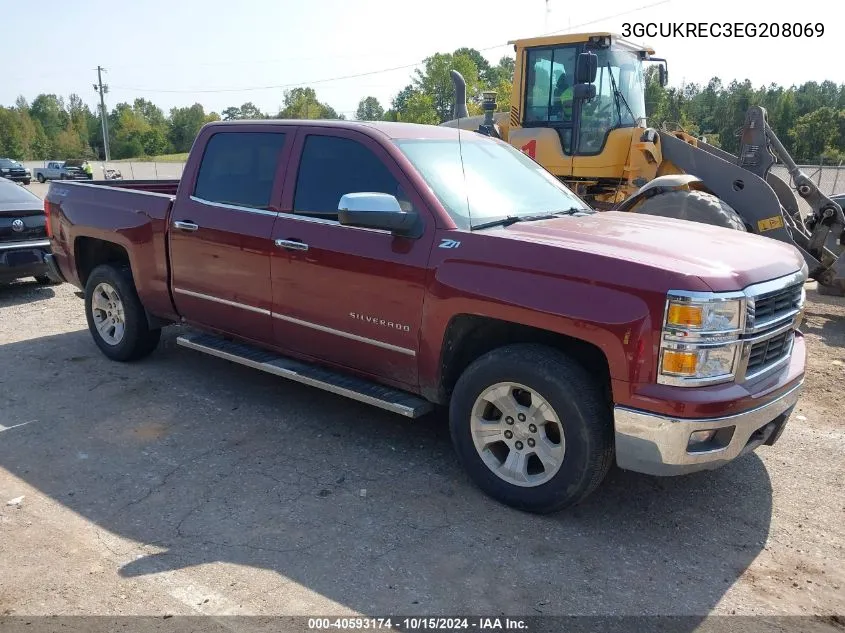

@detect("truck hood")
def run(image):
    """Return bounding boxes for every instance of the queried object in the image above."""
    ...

[499,211,805,291]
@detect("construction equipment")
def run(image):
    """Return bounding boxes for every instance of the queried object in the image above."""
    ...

[444,32,845,296]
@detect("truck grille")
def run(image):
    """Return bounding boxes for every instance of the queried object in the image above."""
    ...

[746,329,794,375]
[748,282,804,330]
[740,273,805,381]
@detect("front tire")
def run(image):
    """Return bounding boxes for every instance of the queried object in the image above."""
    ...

[632,189,747,231]
[449,344,614,514]
[84,264,161,361]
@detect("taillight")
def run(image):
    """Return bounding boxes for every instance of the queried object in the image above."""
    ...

[44,199,53,238]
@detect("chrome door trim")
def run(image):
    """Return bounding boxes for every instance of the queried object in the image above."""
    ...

[272,312,416,357]
[189,196,280,218]
[173,287,271,315]
[173,288,417,357]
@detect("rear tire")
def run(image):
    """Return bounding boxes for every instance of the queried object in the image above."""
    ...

[84,264,161,362]
[448,344,614,514]
[633,189,747,231]
[36,174,45,183]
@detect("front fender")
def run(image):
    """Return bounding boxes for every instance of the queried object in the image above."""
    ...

[418,260,657,400]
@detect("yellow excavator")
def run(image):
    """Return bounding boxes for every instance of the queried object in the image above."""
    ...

[443,32,845,296]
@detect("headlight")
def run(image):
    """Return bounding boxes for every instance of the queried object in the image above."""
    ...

[658,292,746,386]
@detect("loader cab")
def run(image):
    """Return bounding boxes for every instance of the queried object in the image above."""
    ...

[519,33,650,157]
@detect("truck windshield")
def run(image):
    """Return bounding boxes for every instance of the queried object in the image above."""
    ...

[394,137,591,229]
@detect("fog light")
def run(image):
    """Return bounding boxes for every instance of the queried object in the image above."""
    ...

[688,430,717,445]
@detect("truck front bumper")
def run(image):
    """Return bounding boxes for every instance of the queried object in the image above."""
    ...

[613,380,802,476]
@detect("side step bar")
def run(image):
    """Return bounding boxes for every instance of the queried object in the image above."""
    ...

[176,332,433,418]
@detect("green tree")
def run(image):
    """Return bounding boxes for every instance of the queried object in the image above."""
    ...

[355,96,385,121]
[453,47,491,84]
[0,107,26,158]
[789,107,844,161]
[168,104,209,153]
[277,88,343,119]
[395,92,438,125]
[29,94,69,140]
[412,52,480,123]
[222,102,265,120]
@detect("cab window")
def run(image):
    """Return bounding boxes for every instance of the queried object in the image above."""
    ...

[194,131,287,209]
[524,47,577,125]
[293,135,413,221]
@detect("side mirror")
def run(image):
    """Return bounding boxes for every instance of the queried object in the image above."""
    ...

[338,192,418,235]
[658,64,668,87]
[575,51,598,84]
[573,83,596,100]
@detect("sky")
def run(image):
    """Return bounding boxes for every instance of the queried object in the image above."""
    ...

[1,0,841,118]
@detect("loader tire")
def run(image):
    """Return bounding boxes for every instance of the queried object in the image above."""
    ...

[633,190,747,231]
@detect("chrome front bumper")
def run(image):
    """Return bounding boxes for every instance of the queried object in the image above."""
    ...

[613,381,803,476]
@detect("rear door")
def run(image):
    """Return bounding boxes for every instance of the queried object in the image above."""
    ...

[168,127,293,344]
[269,127,435,388]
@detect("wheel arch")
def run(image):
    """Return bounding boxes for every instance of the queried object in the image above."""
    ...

[433,314,614,407]
[73,236,132,288]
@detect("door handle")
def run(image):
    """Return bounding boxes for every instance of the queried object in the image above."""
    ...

[275,239,309,252]
[173,220,199,232]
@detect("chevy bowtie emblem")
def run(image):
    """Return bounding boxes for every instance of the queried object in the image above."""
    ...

[11,219,24,232]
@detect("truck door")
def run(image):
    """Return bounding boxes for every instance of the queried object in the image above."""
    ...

[269,128,434,389]
[168,128,293,344]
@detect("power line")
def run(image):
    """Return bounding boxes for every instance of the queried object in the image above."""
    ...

[110,60,427,94]
[109,1,671,96]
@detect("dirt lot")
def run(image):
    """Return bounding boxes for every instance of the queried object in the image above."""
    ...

[0,276,843,622]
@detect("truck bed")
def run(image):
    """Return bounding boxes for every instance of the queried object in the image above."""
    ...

[82,179,180,196]
[46,179,177,319]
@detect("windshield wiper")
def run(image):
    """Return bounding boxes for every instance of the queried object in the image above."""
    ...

[607,63,637,125]
[471,208,588,231]
[471,215,525,230]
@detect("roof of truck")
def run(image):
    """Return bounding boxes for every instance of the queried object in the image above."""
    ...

[206,119,470,140]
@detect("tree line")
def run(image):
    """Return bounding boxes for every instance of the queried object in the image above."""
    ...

[1,46,843,163]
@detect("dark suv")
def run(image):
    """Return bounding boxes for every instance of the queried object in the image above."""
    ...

[0,177,58,285]
[0,158,32,185]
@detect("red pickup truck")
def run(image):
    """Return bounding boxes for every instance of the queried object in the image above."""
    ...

[44,120,807,513]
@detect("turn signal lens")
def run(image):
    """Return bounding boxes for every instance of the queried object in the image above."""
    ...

[667,304,703,328]
[662,350,698,375]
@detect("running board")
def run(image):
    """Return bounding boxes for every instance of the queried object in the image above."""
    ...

[176,332,433,418]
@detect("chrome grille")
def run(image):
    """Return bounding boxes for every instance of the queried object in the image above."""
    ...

[748,282,804,331]
[746,329,795,375]
[739,271,806,382]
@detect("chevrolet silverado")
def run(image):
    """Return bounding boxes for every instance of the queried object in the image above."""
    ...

[43,120,808,513]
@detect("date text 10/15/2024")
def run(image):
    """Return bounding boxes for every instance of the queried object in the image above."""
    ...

[308,617,529,630]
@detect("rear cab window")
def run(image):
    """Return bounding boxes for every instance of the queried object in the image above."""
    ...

[194,131,288,210]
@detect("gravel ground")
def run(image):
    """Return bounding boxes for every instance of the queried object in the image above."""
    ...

[0,275,843,623]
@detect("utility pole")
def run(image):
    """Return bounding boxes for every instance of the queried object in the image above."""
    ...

[93,66,111,161]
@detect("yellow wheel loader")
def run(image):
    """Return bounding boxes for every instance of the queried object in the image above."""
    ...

[444,32,845,296]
